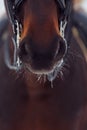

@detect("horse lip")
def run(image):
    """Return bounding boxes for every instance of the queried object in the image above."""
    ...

[22,57,64,77]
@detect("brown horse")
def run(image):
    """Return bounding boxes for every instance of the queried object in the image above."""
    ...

[0,0,87,130]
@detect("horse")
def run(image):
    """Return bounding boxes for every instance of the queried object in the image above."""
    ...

[0,0,87,129]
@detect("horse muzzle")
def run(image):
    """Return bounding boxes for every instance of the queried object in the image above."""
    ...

[18,35,67,75]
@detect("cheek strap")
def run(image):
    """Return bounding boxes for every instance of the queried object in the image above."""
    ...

[4,20,22,70]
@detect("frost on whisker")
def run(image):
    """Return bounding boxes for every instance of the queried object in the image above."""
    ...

[37,75,42,82]
[47,59,64,87]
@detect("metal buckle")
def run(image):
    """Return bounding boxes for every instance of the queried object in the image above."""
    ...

[60,20,67,40]
[60,20,68,56]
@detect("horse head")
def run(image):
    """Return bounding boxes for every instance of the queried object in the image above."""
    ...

[4,0,72,81]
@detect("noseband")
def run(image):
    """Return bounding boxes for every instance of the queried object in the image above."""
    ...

[5,0,72,72]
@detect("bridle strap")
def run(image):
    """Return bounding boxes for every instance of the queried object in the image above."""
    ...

[57,0,66,10]
[5,0,22,70]
[4,20,22,70]
[59,0,72,39]
[15,0,23,10]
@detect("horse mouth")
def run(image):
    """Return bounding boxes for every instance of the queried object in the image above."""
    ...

[18,36,66,81]
[23,58,64,82]
[24,58,64,74]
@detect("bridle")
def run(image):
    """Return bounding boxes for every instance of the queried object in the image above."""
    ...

[5,0,72,71]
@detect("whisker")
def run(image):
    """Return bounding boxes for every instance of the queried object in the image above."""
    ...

[44,75,47,83]
[68,50,84,60]
[37,75,42,82]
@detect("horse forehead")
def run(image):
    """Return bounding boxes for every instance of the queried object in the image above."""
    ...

[24,0,57,17]
[26,0,56,9]
[29,0,54,4]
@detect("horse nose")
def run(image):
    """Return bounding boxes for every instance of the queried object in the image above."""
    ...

[19,36,59,57]
[19,36,67,66]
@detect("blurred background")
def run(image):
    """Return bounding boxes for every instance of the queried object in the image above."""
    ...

[74,0,87,13]
[0,0,87,18]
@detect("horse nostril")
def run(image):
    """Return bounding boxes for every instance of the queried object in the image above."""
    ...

[20,43,28,55]
[55,38,67,60]
[59,40,67,55]
[18,41,31,61]
[24,43,31,55]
